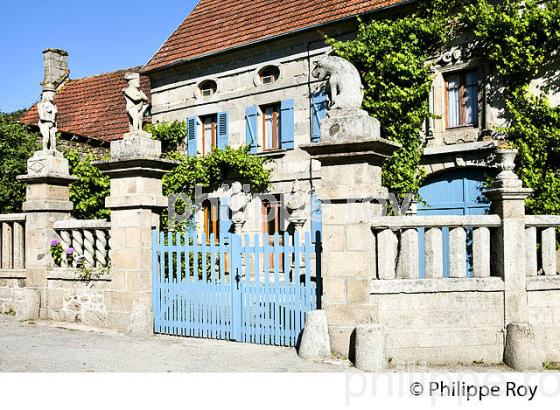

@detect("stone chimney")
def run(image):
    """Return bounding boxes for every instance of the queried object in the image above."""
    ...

[42,48,70,91]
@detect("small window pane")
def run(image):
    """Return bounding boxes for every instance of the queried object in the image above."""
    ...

[465,72,478,125]
[447,75,461,128]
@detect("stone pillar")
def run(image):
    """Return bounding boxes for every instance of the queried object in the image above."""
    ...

[301,110,400,356]
[17,150,76,319]
[94,131,174,335]
[485,149,532,325]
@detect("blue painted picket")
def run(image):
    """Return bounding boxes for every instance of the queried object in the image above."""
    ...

[152,230,318,347]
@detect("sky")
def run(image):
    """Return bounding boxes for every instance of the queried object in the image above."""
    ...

[0,0,198,113]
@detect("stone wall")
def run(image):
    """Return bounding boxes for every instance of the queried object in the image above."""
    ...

[371,285,505,365]
[0,274,26,315]
[527,280,560,362]
[45,270,111,328]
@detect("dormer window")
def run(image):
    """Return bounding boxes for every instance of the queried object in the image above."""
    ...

[259,66,280,84]
[198,80,217,97]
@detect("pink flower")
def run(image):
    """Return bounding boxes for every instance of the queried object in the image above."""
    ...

[50,240,60,247]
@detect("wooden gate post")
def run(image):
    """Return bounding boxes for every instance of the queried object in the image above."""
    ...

[95,130,174,335]
[301,114,400,357]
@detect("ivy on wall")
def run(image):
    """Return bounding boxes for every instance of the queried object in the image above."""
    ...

[65,149,110,219]
[163,147,270,197]
[463,0,560,216]
[145,121,186,152]
[327,0,462,201]
[328,0,560,216]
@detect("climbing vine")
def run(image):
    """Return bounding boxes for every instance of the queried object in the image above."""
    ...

[327,0,462,201]
[145,120,186,152]
[163,146,270,197]
[463,0,560,216]
[65,149,110,219]
[328,0,560,215]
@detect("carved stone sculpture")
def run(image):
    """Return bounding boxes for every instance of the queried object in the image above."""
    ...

[37,85,58,151]
[286,180,309,231]
[312,55,364,111]
[123,72,149,133]
[229,182,251,233]
[311,55,380,141]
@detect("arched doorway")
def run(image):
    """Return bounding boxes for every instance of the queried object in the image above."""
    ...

[417,168,494,278]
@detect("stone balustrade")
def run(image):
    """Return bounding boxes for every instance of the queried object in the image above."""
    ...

[53,219,111,269]
[0,214,26,272]
[371,215,502,280]
[525,215,560,277]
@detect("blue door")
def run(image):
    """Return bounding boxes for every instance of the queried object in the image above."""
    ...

[417,168,493,278]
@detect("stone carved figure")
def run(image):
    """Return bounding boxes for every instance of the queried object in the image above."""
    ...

[286,180,309,231]
[123,72,149,133]
[37,86,58,151]
[229,182,251,231]
[312,55,364,111]
[286,180,308,212]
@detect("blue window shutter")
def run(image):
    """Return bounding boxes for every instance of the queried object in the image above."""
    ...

[311,91,328,143]
[217,112,229,150]
[187,116,198,157]
[219,197,232,244]
[311,192,322,243]
[245,106,258,154]
[280,99,295,150]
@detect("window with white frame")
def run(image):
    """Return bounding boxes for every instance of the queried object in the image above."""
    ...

[445,70,478,128]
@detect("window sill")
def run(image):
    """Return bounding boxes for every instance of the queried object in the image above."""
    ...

[255,149,287,159]
[445,125,478,131]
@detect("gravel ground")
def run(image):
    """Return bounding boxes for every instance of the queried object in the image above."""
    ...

[0,317,523,373]
[0,316,353,372]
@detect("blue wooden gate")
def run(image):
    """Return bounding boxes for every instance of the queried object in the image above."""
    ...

[152,231,319,346]
[417,168,492,278]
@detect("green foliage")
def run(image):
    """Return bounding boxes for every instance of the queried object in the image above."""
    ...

[163,146,270,196]
[146,121,186,152]
[0,110,40,213]
[162,146,270,229]
[65,149,110,219]
[464,0,560,216]
[329,0,560,215]
[328,1,462,200]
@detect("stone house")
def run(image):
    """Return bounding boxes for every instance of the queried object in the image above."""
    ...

[2,0,558,369]
[20,49,151,158]
[140,0,550,240]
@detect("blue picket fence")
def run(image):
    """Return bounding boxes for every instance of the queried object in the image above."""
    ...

[152,230,319,347]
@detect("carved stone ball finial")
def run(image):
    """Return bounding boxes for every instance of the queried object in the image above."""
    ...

[311,55,364,112]
[37,87,58,152]
[123,72,150,134]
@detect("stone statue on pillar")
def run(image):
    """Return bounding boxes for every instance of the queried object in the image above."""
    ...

[123,72,149,134]
[312,55,364,111]
[37,85,58,152]
[229,182,251,234]
[311,55,380,141]
[286,180,308,232]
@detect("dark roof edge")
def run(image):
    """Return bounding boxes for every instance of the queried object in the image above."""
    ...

[142,0,416,74]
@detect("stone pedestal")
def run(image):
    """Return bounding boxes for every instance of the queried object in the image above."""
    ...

[485,150,532,325]
[94,134,175,335]
[301,113,400,357]
[17,149,76,319]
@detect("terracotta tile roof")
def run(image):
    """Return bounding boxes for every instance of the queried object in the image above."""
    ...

[20,68,151,142]
[143,0,406,72]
